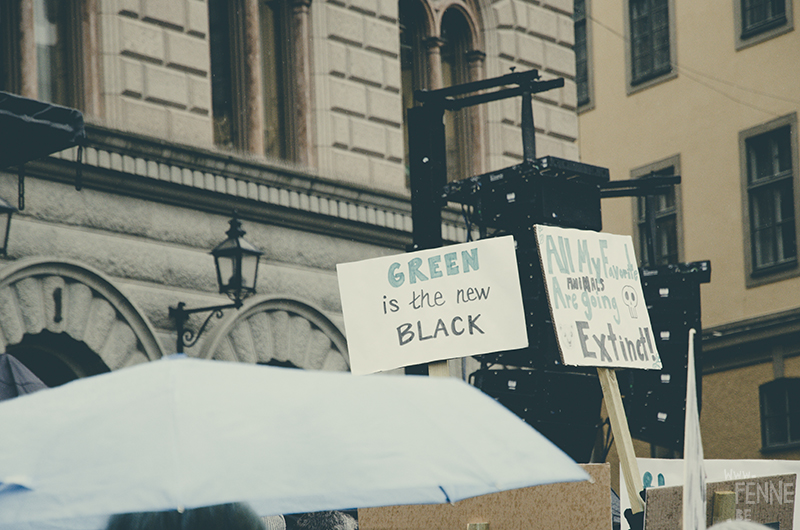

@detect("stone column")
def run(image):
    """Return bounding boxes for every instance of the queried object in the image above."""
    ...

[19,0,36,98]
[467,49,486,174]
[243,0,265,155]
[81,0,102,118]
[291,0,314,167]
[424,37,445,90]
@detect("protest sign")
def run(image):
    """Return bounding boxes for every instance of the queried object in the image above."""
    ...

[644,474,796,530]
[337,236,528,375]
[534,225,662,370]
[622,459,800,530]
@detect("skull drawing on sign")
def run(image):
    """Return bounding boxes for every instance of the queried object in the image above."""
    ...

[622,285,638,318]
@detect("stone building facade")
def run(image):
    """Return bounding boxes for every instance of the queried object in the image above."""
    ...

[0,0,580,383]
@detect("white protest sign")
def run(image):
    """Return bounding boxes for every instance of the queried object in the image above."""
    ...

[336,236,528,375]
[534,225,661,370]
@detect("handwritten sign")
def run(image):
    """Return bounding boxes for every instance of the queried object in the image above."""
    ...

[623,459,800,530]
[336,236,528,375]
[534,225,661,370]
[643,474,796,530]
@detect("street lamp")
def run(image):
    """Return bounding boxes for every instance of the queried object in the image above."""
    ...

[169,215,263,353]
[0,195,18,255]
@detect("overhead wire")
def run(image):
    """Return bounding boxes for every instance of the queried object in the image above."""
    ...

[584,12,796,118]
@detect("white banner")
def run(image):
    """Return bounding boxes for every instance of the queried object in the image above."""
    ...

[336,236,528,375]
[534,225,661,370]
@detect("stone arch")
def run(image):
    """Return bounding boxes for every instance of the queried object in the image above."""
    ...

[0,257,165,372]
[409,0,438,40]
[436,0,485,51]
[198,295,350,371]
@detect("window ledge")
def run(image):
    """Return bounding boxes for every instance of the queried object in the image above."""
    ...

[627,68,678,95]
[742,16,788,40]
[761,441,800,454]
[736,14,794,51]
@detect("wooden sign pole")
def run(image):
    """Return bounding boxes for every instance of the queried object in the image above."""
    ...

[597,367,645,514]
[428,360,449,377]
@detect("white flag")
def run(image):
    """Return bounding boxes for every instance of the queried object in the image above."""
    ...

[683,328,706,530]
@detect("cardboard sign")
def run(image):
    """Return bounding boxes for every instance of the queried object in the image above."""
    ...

[622,459,800,530]
[359,464,611,530]
[643,474,796,530]
[337,236,528,375]
[534,225,661,370]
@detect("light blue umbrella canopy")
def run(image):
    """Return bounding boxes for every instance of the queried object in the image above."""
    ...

[0,356,588,529]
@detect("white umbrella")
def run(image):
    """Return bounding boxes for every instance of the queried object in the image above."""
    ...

[0,356,588,529]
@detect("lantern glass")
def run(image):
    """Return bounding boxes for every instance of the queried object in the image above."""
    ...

[211,217,263,303]
[214,252,236,293]
[241,252,259,290]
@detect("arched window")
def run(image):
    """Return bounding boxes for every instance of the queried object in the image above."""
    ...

[208,0,313,164]
[440,8,472,181]
[399,0,427,181]
[8,331,110,387]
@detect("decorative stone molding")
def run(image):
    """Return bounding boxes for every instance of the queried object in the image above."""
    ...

[198,295,350,371]
[45,125,473,247]
[0,257,165,369]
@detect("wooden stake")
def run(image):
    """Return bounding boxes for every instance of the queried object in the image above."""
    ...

[712,491,736,525]
[428,360,450,377]
[597,367,645,514]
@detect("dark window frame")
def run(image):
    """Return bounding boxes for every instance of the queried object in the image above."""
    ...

[261,0,291,161]
[400,0,429,184]
[629,0,671,85]
[741,114,800,287]
[574,0,594,112]
[0,0,92,111]
[440,7,474,183]
[760,378,800,452]
[208,0,306,162]
[623,0,677,94]
[631,155,683,267]
[734,0,794,50]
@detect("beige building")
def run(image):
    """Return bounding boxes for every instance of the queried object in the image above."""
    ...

[575,0,800,472]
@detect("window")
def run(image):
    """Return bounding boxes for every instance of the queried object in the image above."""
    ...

[209,0,310,162]
[261,0,289,160]
[743,118,797,278]
[735,0,793,49]
[574,0,592,109]
[637,171,678,266]
[7,330,110,388]
[743,0,786,34]
[760,378,800,451]
[34,0,76,106]
[632,156,682,267]
[624,0,675,93]
[629,0,670,85]
[209,0,238,149]
[440,9,472,182]
[0,0,87,109]
[0,2,18,93]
